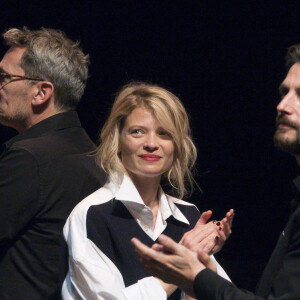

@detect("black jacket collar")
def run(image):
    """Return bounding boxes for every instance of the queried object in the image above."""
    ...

[3,111,81,149]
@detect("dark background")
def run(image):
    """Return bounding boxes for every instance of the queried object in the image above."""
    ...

[0,0,299,292]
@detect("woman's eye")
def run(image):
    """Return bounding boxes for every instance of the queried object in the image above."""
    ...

[131,129,143,135]
[158,131,170,137]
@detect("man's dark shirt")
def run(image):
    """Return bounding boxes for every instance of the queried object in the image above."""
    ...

[193,177,300,300]
[0,111,106,299]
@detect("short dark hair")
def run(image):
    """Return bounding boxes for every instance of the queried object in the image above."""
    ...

[285,44,300,70]
[3,27,89,110]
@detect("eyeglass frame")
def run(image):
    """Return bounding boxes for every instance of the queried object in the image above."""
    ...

[0,71,44,89]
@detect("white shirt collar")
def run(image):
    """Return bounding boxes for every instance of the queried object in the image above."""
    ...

[110,174,189,239]
[114,174,145,206]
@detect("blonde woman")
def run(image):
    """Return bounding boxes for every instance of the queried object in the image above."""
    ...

[62,82,233,300]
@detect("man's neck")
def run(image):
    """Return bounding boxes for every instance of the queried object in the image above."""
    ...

[17,110,64,133]
[30,110,63,128]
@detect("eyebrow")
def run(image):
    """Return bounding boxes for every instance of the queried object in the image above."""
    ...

[127,125,169,132]
[127,125,147,130]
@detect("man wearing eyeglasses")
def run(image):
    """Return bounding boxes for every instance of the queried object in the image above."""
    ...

[0,27,105,299]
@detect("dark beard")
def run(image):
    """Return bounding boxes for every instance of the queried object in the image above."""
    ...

[274,113,300,154]
[274,128,300,154]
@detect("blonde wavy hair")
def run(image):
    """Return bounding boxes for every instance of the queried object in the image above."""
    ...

[96,81,197,198]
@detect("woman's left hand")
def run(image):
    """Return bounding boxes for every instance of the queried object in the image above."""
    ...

[179,209,234,255]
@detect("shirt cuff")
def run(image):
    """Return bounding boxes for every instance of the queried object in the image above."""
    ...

[123,276,167,300]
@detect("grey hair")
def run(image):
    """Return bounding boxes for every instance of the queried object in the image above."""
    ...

[3,27,89,110]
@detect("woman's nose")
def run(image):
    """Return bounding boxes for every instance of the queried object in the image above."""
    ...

[143,134,159,152]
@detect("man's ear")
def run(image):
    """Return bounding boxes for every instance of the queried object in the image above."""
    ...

[31,81,54,106]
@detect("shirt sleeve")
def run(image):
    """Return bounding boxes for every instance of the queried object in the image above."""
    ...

[211,255,231,282]
[193,269,262,300]
[0,148,40,250]
[192,207,300,300]
[62,209,167,300]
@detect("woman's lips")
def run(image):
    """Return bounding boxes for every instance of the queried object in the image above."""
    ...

[139,154,162,161]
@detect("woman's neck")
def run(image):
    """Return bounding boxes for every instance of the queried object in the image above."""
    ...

[128,173,161,226]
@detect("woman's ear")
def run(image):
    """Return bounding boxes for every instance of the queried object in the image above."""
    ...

[118,146,122,157]
[31,81,54,106]
[118,145,123,159]
[118,134,123,154]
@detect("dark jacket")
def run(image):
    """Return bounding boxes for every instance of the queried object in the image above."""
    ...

[0,111,106,300]
[193,177,300,300]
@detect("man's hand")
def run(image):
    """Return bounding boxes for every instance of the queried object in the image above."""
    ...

[132,234,217,297]
[180,209,234,255]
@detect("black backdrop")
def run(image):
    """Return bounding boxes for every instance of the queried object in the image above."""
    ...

[0,1,299,291]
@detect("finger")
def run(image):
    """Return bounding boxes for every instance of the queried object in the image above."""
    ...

[187,223,218,240]
[224,209,234,226]
[152,243,164,252]
[220,210,234,235]
[220,218,230,233]
[228,209,234,226]
[131,238,158,260]
[181,225,219,250]
[191,230,221,253]
[211,220,223,233]
[195,210,213,227]
[217,224,230,244]
[221,216,233,237]
[197,250,217,272]
[218,227,226,241]
[228,208,234,217]
[157,234,184,255]
[197,234,219,255]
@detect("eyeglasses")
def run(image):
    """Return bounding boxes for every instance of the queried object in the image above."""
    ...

[0,71,43,87]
